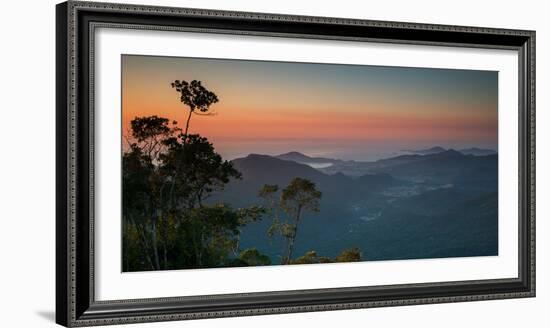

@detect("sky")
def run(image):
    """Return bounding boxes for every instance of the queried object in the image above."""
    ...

[122,55,498,161]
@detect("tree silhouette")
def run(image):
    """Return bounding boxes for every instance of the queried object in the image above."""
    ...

[122,114,269,271]
[171,80,219,137]
[125,78,370,271]
[126,115,180,159]
[123,144,157,269]
[280,178,322,263]
[158,133,243,268]
[123,116,179,270]
[258,184,281,239]
[160,133,241,209]
[259,177,322,264]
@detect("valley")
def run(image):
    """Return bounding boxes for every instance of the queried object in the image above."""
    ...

[208,147,498,263]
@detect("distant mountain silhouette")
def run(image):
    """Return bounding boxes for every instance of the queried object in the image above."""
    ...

[272,149,496,179]
[215,154,401,210]
[207,150,498,262]
[275,151,341,164]
[405,146,447,155]
[224,150,497,203]
[319,149,498,183]
[229,154,394,194]
[231,154,328,189]
[212,154,408,260]
[404,146,497,157]
[459,147,497,156]
[369,150,497,185]
[372,149,464,167]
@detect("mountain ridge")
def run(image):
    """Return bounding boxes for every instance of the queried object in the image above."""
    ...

[404,146,496,156]
[270,147,496,167]
[275,151,342,164]
[232,149,497,181]
[221,149,498,262]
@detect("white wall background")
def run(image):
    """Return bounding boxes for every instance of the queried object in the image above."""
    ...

[0,0,546,327]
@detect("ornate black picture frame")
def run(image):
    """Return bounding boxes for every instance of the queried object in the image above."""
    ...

[56,1,535,326]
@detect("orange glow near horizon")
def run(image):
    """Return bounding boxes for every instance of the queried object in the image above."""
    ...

[122,55,498,161]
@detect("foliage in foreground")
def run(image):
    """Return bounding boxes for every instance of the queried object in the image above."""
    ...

[122,79,362,271]
[290,248,362,265]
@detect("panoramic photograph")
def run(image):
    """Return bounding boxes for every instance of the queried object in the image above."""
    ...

[121,55,498,272]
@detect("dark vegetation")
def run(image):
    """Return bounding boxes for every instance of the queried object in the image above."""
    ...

[122,80,362,271]
[123,79,498,271]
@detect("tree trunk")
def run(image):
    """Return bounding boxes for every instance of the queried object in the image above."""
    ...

[184,109,193,137]
[162,218,168,270]
[128,215,155,270]
[123,216,129,271]
[151,212,161,270]
[158,184,169,269]
[285,206,302,264]
[192,226,202,267]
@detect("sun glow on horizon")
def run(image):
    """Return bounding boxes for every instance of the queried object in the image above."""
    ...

[122,55,498,161]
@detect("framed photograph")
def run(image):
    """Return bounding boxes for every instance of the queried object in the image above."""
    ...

[56,1,535,326]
